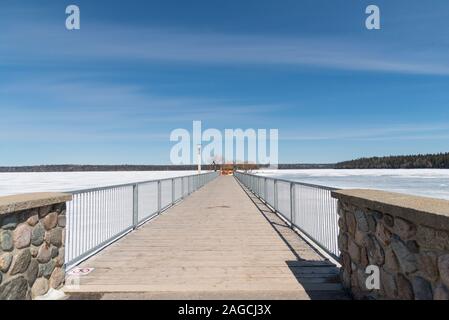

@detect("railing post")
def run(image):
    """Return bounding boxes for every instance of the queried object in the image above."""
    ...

[264,178,267,204]
[187,177,190,195]
[172,178,175,205]
[290,182,295,228]
[133,184,138,229]
[274,180,278,212]
[181,177,184,199]
[157,180,162,214]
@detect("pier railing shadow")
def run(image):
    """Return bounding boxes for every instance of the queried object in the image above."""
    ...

[238,180,349,300]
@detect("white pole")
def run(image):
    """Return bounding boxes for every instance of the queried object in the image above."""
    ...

[197,144,201,174]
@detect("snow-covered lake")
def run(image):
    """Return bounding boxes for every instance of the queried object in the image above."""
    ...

[0,171,199,196]
[253,169,449,200]
[1,169,449,200]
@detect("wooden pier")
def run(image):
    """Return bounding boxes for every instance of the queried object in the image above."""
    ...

[64,176,348,300]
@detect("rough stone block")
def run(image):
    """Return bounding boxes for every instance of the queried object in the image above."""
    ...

[50,267,65,289]
[375,222,392,247]
[383,214,394,229]
[338,232,348,252]
[37,244,52,264]
[391,237,417,274]
[25,259,39,287]
[13,224,32,249]
[31,223,45,246]
[396,274,414,300]
[0,230,13,251]
[348,238,361,264]
[354,229,366,246]
[0,276,28,300]
[42,212,58,230]
[355,209,369,232]
[31,277,49,298]
[412,276,433,300]
[360,247,369,268]
[394,218,417,240]
[438,254,449,288]
[10,249,32,275]
[380,269,397,299]
[55,248,65,267]
[346,211,356,236]
[0,253,13,273]
[26,213,39,226]
[367,214,377,233]
[44,228,63,247]
[384,248,400,273]
[39,260,56,278]
[366,235,385,266]
[416,251,439,282]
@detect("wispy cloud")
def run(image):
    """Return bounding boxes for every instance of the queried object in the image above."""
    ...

[281,123,449,141]
[0,78,285,117]
[1,21,449,75]
[0,77,287,142]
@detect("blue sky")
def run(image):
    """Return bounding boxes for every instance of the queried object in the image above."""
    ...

[1,0,449,165]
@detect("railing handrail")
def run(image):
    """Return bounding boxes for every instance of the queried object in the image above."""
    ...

[235,171,339,191]
[69,171,216,194]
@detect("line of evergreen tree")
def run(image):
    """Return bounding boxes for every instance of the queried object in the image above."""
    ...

[0,164,215,172]
[335,152,449,169]
[1,152,448,172]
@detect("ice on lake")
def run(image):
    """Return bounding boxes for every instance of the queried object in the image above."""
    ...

[1,169,449,201]
[253,169,449,200]
[0,171,200,196]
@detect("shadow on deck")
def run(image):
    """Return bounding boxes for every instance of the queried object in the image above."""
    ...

[239,184,349,300]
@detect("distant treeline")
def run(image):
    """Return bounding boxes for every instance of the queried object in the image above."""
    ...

[0,163,327,172]
[277,163,334,169]
[1,153,448,172]
[335,152,449,169]
[0,164,217,172]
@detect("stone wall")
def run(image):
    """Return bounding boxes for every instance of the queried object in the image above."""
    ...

[332,189,449,300]
[0,193,71,300]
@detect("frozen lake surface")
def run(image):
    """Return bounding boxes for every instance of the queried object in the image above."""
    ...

[1,169,449,200]
[254,169,449,200]
[0,171,199,196]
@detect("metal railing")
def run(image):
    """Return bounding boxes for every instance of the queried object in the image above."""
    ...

[235,171,340,259]
[65,171,219,269]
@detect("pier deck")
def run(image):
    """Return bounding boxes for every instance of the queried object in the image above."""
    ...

[64,176,348,299]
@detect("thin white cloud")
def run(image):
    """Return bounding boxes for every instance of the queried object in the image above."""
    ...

[281,123,449,141]
[1,22,449,75]
[0,78,286,142]
[0,79,285,120]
